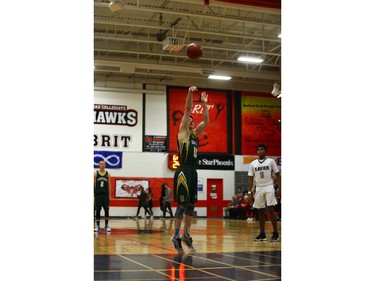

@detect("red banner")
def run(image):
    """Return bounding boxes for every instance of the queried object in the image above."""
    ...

[241,93,281,156]
[168,87,228,153]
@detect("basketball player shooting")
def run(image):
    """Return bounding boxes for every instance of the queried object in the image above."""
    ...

[170,86,209,253]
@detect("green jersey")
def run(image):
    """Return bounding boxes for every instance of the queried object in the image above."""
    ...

[177,132,198,167]
[95,170,109,194]
[174,132,199,203]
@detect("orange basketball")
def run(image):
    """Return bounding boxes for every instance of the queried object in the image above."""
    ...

[186,43,202,59]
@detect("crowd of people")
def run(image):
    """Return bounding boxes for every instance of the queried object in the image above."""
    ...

[225,186,281,222]
[225,188,256,221]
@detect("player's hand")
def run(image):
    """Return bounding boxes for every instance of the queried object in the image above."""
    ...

[189,86,198,92]
[201,91,208,103]
[276,188,281,198]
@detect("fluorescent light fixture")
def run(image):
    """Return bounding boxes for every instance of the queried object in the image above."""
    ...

[237,56,263,63]
[208,75,231,80]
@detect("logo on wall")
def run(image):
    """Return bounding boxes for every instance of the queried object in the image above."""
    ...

[94,151,122,169]
[94,104,138,126]
[115,179,149,198]
[198,154,235,170]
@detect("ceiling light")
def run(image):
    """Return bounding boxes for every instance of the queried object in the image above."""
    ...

[237,56,263,63]
[109,0,125,12]
[237,57,263,63]
[208,75,231,80]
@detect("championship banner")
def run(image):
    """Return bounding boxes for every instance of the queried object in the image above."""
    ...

[168,87,228,153]
[241,94,281,156]
[94,150,122,169]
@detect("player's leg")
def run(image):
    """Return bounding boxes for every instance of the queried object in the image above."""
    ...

[94,197,102,232]
[265,185,279,241]
[253,187,267,241]
[180,202,196,252]
[267,205,279,241]
[103,205,111,232]
[171,204,184,252]
[103,193,111,231]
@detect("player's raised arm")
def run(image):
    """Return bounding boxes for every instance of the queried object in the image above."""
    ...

[194,91,209,136]
[178,86,196,140]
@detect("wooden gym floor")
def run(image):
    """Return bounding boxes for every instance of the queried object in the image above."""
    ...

[94,217,281,281]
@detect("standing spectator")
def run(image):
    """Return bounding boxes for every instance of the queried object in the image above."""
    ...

[162,183,174,218]
[146,187,154,219]
[171,86,209,253]
[94,160,111,233]
[159,184,166,214]
[247,144,281,242]
[135,186,151,219]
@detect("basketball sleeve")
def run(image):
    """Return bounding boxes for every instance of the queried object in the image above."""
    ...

[248,162,254,176]
[271,159,279,173]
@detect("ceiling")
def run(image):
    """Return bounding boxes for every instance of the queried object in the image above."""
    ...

[94,0,281,92]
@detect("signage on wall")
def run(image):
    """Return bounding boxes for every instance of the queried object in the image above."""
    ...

[94,150,122,169]
[115,179,149,198]
[241,94,281,156]
[144,135,167,152]
[197,154,234,170]
[94,103,138,126]
[168,153,234,170]
[94,134,132,148]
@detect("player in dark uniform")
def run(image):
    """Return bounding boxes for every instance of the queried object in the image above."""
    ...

[94,160,111,233]
[171,86,209,252]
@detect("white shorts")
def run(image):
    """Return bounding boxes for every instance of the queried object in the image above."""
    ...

[253,184,277,209]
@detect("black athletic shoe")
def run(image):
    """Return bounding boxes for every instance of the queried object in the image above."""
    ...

[254,233,267,241]
[170,236,184,252]
[180,235,196,252]
[271,232,279,242]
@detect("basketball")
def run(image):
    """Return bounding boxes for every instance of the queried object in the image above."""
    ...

[186,43,202,59]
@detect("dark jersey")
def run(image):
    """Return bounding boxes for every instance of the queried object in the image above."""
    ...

[95,171,109,194]
[177,132,198,167]
[174,132,199,203]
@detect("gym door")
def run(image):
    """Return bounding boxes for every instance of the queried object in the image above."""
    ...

[206,178,223,217]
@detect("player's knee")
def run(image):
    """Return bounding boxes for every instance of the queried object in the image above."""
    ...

[175,209,184,219]
[184,203,195,216]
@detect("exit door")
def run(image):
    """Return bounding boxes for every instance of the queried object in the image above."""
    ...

[206,178,224,217]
